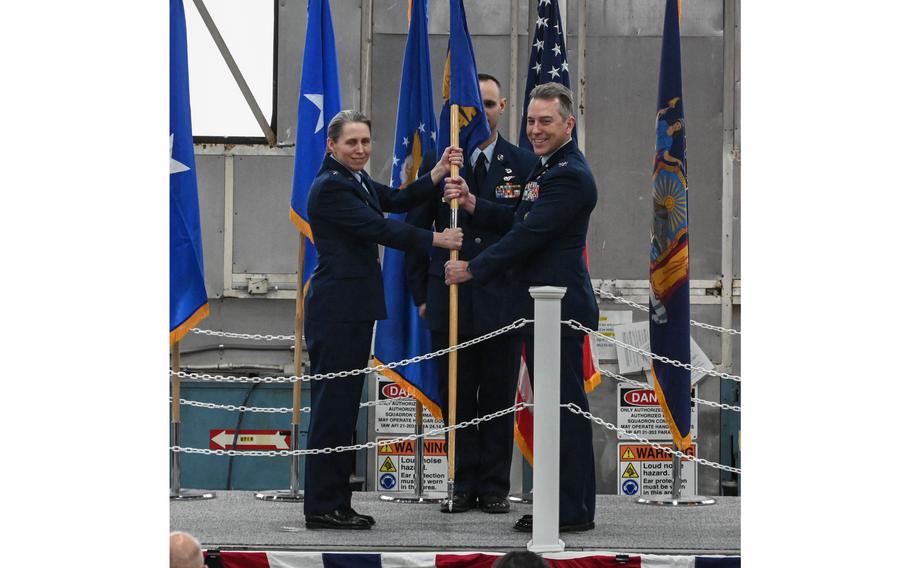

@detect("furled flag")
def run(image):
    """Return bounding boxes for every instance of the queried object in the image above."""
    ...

[513,0,600,465]
[170,0,209,345]
[436,0,490,160]
[649,0,692,451]
[518,0,575,151]
[372,0,443,419]
[289,0,342,296]
[210,550,742,568]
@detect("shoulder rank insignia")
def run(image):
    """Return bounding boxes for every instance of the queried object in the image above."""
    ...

[558,161,568,167]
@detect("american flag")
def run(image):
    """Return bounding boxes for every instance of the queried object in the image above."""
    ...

[513,0,601,467]
[518,0,573,151]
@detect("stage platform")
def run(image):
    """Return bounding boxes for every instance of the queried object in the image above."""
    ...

[171,491,740,555]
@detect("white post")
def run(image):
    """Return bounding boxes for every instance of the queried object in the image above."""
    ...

[527,286,567,553]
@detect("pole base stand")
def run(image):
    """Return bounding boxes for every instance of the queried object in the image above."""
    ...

[255,489,305,502]
[170,489,215,501]
[508,492,532,504]
[379,492,445,504]
[527,538,565,553]
[635,495,716,506]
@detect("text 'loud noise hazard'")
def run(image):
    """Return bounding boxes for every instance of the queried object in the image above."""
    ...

[617,443,698,497]
[374,438,448,492]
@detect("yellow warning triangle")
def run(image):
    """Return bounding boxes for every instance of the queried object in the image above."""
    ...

[622,463,639,479]
[379,456,397,473]
[380,444,392,454]
[622,448,635,460]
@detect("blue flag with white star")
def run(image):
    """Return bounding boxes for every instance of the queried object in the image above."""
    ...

[372,0,442,419]
[437,0,489,160]
[170,0,209,344]
[519,0,574,150]
[650,0,691,451]
[289,0,342,296]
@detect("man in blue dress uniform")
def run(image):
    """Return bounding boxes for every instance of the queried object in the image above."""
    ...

[444,83,598,533]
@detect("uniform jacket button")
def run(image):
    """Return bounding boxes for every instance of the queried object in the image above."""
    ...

[474,237,482,244]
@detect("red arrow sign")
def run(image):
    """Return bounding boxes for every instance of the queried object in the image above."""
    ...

[209,429,291,450]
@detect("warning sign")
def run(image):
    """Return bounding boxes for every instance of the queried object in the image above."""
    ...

[373,377,446,435]
[374,438,448,493]
[617,442,697,497]
[616,385,697,441]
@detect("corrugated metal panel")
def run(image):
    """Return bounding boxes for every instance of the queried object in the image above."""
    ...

[582,0,722,37]
[231,155,297,274]
[583,35,724,280]
[195,154,226,297]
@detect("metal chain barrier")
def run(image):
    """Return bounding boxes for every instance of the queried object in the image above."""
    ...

[173,396,401,414]
[562,403,742,474]
[596,287,742,336]
[170,402,528,457]
[565,319,741,383]
[597,367,741,412]
[171,319,531,385]
[189,328,297,341]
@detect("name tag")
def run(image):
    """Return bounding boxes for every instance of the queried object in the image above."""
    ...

[522,182,540,202]
[495,183,522,199]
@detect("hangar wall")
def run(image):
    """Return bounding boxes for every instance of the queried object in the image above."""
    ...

[178,0,741,496]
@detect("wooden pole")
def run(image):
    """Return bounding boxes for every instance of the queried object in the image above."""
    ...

[447,104,460,506]
[172,342,181,424]
[293,233,305,426]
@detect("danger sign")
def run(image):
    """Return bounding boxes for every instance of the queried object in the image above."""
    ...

[616,385,697,441]
[617,442,697,497]
[374,438,448,493]
[373,377,445,435]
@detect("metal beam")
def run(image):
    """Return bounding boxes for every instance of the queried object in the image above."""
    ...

[191,0,277,146]
[576,0,587,154]
[720,0,737,372]
[222,155,235,297]
[360,0,374,175]
[509,0,520,143]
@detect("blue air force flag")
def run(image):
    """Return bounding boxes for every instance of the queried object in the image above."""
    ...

[437,0,490,159]
[373,0,443,419]
[170,0,209,344]
[289,0,342,295]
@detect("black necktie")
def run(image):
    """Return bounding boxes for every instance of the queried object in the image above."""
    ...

[474,153,488,189]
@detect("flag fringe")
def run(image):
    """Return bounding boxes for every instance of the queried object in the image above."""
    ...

[584,369,602,393]
[289,209,315,242]
[649,364,692,451]
[513,421,534,467]
[372,357,443,420]
[170,302,210,345]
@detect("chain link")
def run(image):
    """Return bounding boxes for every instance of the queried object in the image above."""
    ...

[171,319,531,385]
[597,288,742,336]
[190,328,297,341]
[565,320,741,382]
[598,368,741,412]
[562,403,741,474]
[170,402,528,457]
[173,396,401,414]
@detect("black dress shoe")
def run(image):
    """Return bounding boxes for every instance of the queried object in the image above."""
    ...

[341,505,376,525]
[513,514,595,533]
[305,508,371,530]
[440,493,476,513]
[479,494,510,514]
